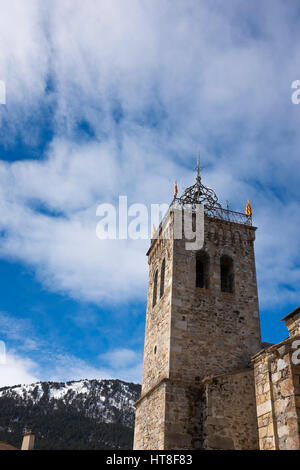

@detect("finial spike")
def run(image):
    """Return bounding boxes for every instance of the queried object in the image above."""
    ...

[196,151,201,183]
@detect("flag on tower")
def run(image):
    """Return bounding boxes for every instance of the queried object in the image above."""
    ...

[174,180,178,197]
[152,224,156,237]
[245,201,252,216]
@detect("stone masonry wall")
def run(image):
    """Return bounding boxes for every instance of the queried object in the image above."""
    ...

[200,369,259,449]
[169,215,261,384]
[163,369,259,450]
[134,211,262,450]
[252,338,300,450]
[284,308,300,338]
[134,217,173,450]
[134,381,166,450]
[162,215,261,448]
[140,221,173,395]
[163,380,205,450]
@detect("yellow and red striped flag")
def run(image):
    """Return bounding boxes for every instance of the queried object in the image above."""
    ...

[174,180,178,197]
[245,200,252,216]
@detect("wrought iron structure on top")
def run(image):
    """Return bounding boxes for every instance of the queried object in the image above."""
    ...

[171,157,252,226]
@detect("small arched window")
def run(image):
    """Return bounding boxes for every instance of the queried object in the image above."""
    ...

[196,251,210,289]
[220,255,234,293]
[152,270,158,307]
[160,259,165,298]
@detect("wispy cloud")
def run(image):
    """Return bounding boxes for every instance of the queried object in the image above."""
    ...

[0,1,298,381]
[99,348,140,369]
[49,350,142,384]
[0,312,38,352]
[0,348,142,387]
[0,352,39,387]
[0,310,143,386]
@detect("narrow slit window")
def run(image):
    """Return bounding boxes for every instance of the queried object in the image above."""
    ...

[196,251,209,289]
[160,259,165,298]
[220,255,234,293]
[152,270,158,307]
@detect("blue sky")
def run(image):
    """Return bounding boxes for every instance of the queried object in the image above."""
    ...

[0,0,299,386]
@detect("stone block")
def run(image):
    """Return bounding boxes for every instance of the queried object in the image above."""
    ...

[257,400,272,417]
[208,435,235,450]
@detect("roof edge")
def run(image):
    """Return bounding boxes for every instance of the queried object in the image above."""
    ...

[281,306,300,322]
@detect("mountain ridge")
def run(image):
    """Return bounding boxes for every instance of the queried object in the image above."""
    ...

[0,378,141,450]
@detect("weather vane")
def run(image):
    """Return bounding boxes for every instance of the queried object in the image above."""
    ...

[195,151,205,184]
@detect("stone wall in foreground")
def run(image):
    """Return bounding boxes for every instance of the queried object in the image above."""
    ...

[252,337,300,450]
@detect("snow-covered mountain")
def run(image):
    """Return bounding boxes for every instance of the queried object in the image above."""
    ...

[0,379,141,449]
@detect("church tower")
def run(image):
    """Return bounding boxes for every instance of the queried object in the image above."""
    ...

[134,162,262,450]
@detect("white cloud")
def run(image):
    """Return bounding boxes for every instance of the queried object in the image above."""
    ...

[0,352,39,387]
[0,338,143,387]
[0,312,39,352]
[0,0,49,143]
[0,349,142,387]
[255,202,300,308]
[99,348,140,369]
[0,0,298,313]
[47,351,142,384]
[0,135,182,304]
[0,309,143,386]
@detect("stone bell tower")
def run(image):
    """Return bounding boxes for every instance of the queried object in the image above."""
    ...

[134,161,262,450]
